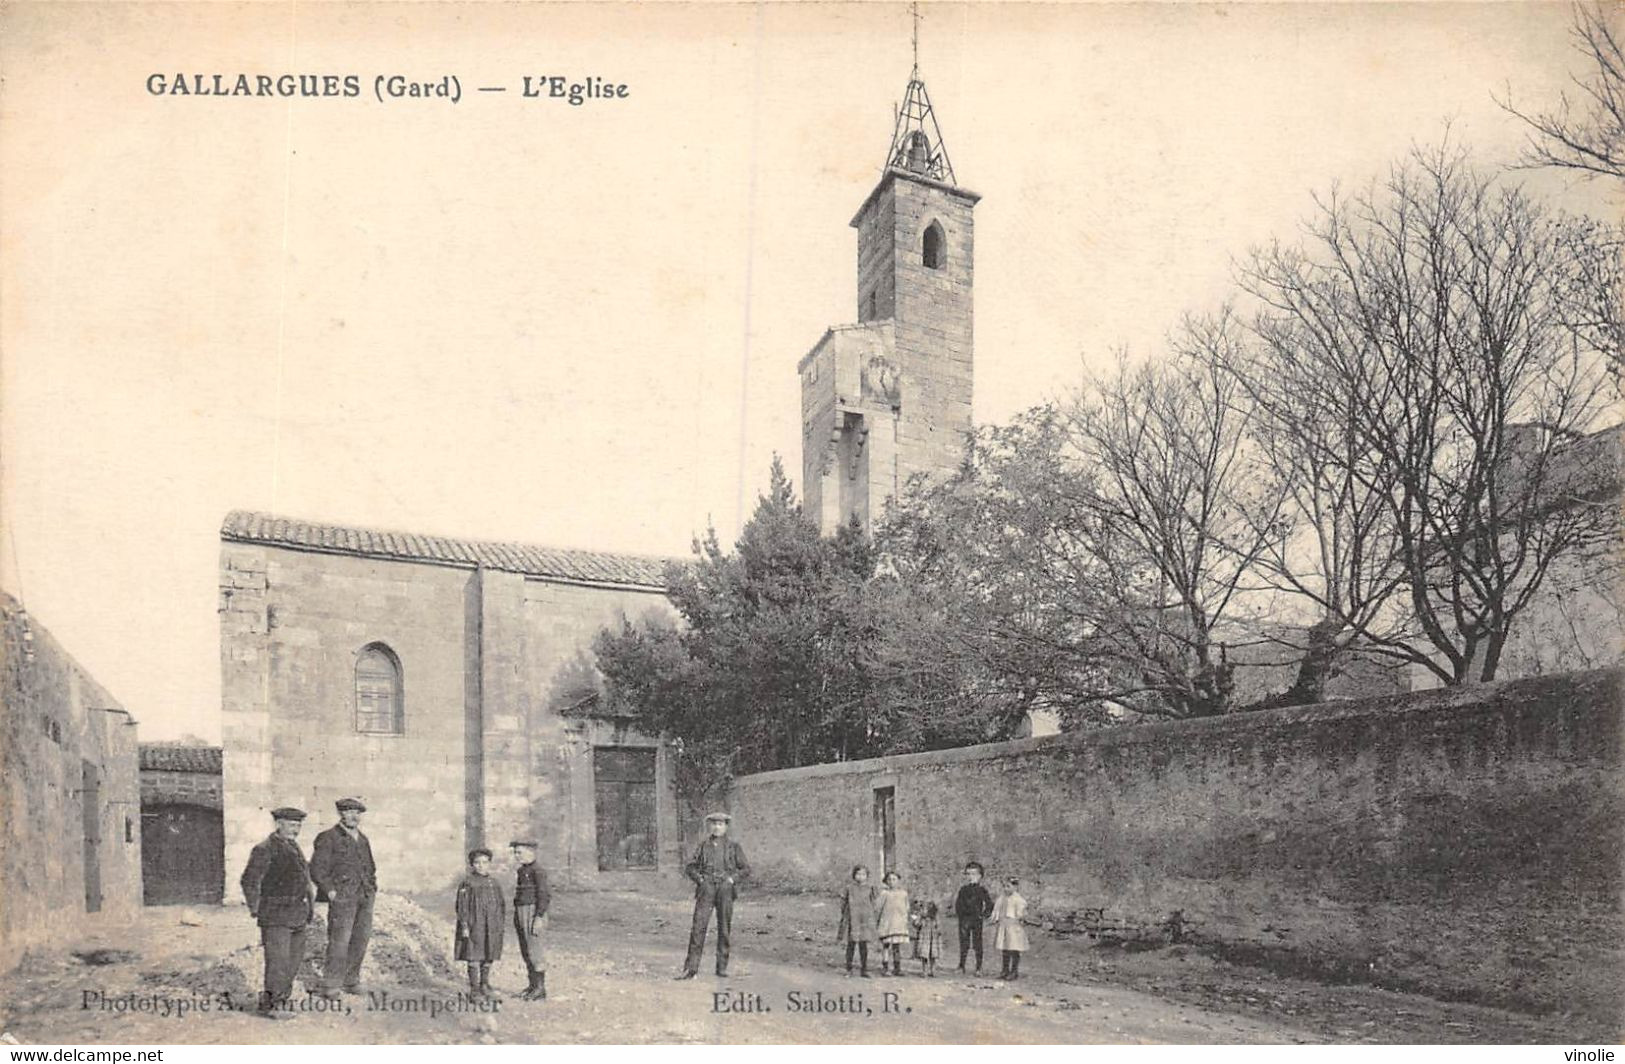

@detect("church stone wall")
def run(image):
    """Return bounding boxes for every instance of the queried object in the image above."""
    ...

[1497,428,1625,680]
[220,545,475,894]
[512,579,678,884]
[221,539,682,895]
[730,670,1624,1024]
[855,184,898,323]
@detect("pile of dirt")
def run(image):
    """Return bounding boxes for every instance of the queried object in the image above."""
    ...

[299,894,458,988]
[372,893,460,983]
[138,894,457,998]
[141,949,256,1000]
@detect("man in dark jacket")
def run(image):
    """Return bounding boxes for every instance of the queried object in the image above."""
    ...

[309,797,377,998]
[953,861,995,973]
[240,807,315,1019]
[675,812,749,979]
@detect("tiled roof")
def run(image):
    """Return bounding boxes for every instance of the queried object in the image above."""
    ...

[140,745,222,774]
[221,511,674,590]
[1500,422,1624,515]
[1547,423,1623,502]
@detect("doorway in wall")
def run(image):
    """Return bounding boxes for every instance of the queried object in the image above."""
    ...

[594,747,658,871]
[873,785,896,876]
[81,760,102,913]
[141,804,225,904]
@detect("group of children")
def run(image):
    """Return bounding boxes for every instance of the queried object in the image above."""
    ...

[452,841,551,1002]
[836,861,1029,980]
[451,842,1031,995]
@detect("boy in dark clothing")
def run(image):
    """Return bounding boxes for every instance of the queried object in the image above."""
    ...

[509,840,551,1001]
[953,861,994,973]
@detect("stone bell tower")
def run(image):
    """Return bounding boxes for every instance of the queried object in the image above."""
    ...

[799,71,980,536]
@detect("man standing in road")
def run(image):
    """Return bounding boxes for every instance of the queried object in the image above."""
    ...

[240,807,315,1020]
[675,811,749,980]
[309,797,377,999]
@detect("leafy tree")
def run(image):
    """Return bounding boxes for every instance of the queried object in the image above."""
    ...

[592,457,1018,809]
[881,409,1123,727]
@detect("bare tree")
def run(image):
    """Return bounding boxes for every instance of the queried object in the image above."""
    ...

[1059,322,1283,717]
[1238,144,1616,686]
[1500,3,1625,181]
[1553,212,1625,385]
[1214,279,1410,703]
[880,327,1281,723]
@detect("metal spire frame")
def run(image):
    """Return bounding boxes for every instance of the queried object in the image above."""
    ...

[882,5,956,185]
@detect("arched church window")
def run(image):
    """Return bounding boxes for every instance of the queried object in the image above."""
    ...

[355,643,403,735]
[923,221,945,270]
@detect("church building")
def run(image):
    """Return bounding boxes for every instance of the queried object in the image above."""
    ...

[218,72,987,895]
[218,512,681,892]
[800,75,979,535]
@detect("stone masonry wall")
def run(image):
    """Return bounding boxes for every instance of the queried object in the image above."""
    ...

[221,540,680,895]
[220,545,475,894]
[799,323,900,534]
[515,581,678,884]
[0,592,142,972]
[140,767,223,811]
[729,670,1625,1024]
[888,175,976,494]
[856,181,898,325]
[1498,531,1625,679]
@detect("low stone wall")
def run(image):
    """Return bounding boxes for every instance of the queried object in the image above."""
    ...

[728,670,1624,1025]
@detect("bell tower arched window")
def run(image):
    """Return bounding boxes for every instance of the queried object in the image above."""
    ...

[922,221,945,270]
[355,643,403,735]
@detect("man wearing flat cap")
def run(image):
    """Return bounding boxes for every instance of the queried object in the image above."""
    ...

[240,807,315,1019]
[676,811,749,979]
[310,797,377,998]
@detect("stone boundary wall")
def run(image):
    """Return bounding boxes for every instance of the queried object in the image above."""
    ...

[728,670,1624,1024]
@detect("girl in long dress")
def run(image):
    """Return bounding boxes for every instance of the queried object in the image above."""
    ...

[992,877,1029,980]
[873,871,911,976]
[835,865,877,977]
[455,848,507,1000]
[911,900,943,977]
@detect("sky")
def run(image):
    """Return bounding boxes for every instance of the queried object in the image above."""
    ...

[1,2,1618,741]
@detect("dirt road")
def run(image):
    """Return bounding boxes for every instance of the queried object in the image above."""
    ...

[0,890,1590,1044]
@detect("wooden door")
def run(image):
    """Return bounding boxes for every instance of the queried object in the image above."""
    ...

[141,804,225,904]
[874,786,896,876]
[594,748,657,871]
[81,761,102,913]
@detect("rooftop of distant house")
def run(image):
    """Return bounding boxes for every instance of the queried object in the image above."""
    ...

[221,511,678,591]
[1547,421,1624,499]
[139,744,222,774]
[1505,421,1624,511]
